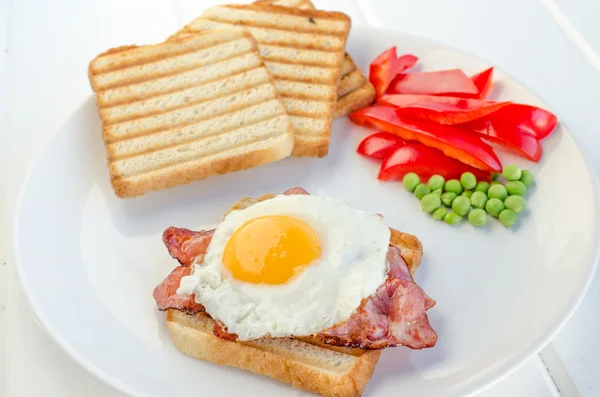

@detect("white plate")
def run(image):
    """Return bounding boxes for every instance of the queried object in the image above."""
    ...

[14,26,600,397]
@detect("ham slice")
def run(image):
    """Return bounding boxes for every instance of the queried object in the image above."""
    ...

[153,187,437,350]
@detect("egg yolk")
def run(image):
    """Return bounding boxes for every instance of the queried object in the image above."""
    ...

[223,215,321,285]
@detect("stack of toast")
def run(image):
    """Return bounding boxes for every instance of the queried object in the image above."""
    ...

[88,0,375,198]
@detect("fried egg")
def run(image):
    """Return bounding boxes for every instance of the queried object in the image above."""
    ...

[177,194,390,340]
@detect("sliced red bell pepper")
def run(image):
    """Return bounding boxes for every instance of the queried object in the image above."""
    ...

[387,69,480,97]
[480,104,557,140]
[471,67,494,99]
[369,47,418,97]
[378,94,511,125]
[349,106,502,172]
[378,142,492,181]
[465,115,542,162]
[357,131,405,159]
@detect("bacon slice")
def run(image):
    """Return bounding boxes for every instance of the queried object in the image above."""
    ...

[316,247,437,350]
[387,244,436,311]
[162,227,214,266]
[153,187,436,350]
[214,321,238,341]
[153,266,205,314]
[283,187,309,195]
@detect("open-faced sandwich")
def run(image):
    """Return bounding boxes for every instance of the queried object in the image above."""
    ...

[153,187,437,397]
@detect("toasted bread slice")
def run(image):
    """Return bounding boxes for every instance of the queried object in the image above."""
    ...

[164,193,424,397]
[167,310,380,397]
[256,0,375,117]
[171,4,351,157]
[88,29,294,198]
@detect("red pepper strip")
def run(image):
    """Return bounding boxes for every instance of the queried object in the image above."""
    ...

[378,142,492,181]
[357,131,405,159]
[387,69,480,97]
[479,104,557,140]
[465,114,542,161]
[349,106,502,172]
[471,67,494,99]
[378,94,511,125]
[369,47,418,97]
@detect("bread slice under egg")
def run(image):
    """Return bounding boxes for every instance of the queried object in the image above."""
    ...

[165,195,423,397]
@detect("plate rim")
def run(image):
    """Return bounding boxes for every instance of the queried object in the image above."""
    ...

[13,24,600,397]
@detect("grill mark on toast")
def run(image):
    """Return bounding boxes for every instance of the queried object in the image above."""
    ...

[259,44,341,67]
[340,55,356,76]
[334,84,376,118]
[265,61,338,84]
[109,102,285,160]
[118,135,292,194]
[337,69,368,97]
[281,97,331,117]
[97,54,263,107]
[235,3,350,22]
[257,0,314,10]
[93,39,255,90]
[111,116,289,178]
[104,84,279,143]
[202,6,349,36]
[274,80,336,101]
[262,57,338,70]
[187,19,346,52]
[101,68,272,125]
[90,30,249,74]
[290,116,330,137]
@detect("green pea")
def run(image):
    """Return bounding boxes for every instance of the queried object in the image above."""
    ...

[474,181,490,193]
[445,179,463,195]
[488,184,508,200]
[502,164,522,181]
[421,194,441,213]
[491,180,502,186]
[462,190,473,199]
[432,188,443,197]
[460,172,477,190]
[403,173,420,192]
[414,184,431,200]
[485,198,505,217]
[444,212,462,225]
[441,192,457,207]
[470,191,488,209]
[428,175,445,191]
[468,208,487,227]
[499,209,518,227]
[452,196,471,216]
[432,207,447,221]
[520,170,535,187]
[505,195,526,214]
[506,181,527,196]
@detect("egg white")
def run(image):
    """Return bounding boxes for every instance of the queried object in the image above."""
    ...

[177,194,390,340]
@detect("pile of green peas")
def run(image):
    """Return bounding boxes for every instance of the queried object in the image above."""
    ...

[402,164,534,227]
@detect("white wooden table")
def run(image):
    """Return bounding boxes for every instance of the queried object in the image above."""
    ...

[1,0,599,395]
